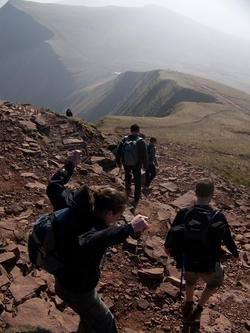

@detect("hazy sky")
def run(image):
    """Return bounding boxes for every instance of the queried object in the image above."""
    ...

[1,0,250,41]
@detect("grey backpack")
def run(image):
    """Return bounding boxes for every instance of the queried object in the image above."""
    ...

[122,136,142,165]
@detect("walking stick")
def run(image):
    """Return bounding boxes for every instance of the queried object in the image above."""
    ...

[179,254,185,297]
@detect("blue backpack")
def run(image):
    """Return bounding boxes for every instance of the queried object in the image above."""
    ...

[28,208,78,273]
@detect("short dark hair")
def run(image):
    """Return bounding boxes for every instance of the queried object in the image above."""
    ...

[150,137,157,143]
[130,124,140,133]
[195,178,214,198]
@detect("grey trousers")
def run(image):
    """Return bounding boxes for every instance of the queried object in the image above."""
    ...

[55,279,119,333]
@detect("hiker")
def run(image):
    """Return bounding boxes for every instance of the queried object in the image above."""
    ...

[116,124,148,205]
[46,150,149,333]
[66,108,73,117]
[164,178,239,322]
[144,137,159,189]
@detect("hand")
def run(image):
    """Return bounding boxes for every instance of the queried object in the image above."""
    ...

[231,256,239,263]
[67,150,81,167]
[130,214,149,233]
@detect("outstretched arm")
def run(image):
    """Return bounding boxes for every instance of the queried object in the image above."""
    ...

[222,216,239,260]
[46,150,81,210]
[76,214,149,254]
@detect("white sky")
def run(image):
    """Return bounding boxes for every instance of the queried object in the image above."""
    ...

[1,0,250,41]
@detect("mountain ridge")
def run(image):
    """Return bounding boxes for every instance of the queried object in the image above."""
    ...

[74,69,250,122]
[1,0,250,116]
[77,70,220,121]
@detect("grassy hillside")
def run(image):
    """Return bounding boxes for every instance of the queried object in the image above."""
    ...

[75,69,250,122]
[94,100,250,190]
[0,0,250,114]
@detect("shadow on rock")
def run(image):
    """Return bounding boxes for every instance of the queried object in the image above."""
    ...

[2,326,52,333]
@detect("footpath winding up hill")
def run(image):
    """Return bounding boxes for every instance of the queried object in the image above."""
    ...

[0,101,250,333]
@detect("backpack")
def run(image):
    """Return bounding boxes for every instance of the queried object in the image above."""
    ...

[28,208,78,273]
[122,136,142,166]
[167,205,225,272]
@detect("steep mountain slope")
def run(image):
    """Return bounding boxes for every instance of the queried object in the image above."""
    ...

[0,0,250,116]
[75,69,250,122]
[0,100,250,332]
[74,70,219,121]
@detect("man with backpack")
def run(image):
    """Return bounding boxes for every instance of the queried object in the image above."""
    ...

[45,150,149,333]
[116,124,148,205]
[144,137,159,189]
[164,178,239,322]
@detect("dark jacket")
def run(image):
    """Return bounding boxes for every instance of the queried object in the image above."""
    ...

[46,162,134,293]
[147,143,158,166]
[116,134,148,169]
[165,204,239,267]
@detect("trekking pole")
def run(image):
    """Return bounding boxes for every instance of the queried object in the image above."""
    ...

[101,249,107,270]
[179,254,185,297]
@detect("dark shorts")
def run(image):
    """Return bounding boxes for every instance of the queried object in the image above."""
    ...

[185,262,224,290]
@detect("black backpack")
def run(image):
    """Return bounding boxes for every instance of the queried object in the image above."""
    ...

[167,205,225,272]
[28,185,93,274]
[122,136,142,166]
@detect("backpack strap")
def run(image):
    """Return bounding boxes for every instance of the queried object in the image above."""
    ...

[123,135,142,142]
[211,209,219,219]
[183,204,195,222]
[123,136,129,142]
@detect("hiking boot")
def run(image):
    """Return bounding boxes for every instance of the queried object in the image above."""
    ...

[189,305,203,322]
[182,301,194,317]
[143,184,150,190]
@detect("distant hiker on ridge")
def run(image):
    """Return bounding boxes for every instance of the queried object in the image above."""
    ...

[116,124,148,206]
[164,178,239,322]
[66,108,73,117]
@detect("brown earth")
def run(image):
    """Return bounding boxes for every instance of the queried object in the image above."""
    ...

[0,101,250,333]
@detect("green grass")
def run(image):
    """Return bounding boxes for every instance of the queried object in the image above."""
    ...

[94,101,250,191]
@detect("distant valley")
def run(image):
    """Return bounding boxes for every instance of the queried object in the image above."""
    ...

[0,0,250,119]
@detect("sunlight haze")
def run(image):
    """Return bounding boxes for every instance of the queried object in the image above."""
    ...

[0,0,249,41]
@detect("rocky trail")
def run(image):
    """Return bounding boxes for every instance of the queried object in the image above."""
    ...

[0,101,250,333]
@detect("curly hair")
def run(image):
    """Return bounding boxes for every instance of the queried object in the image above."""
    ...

[93,187,127,214]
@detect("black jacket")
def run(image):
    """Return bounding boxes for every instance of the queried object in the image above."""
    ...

[46,162,134,293]
[147,143,158,166]
[165,204,239,265]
